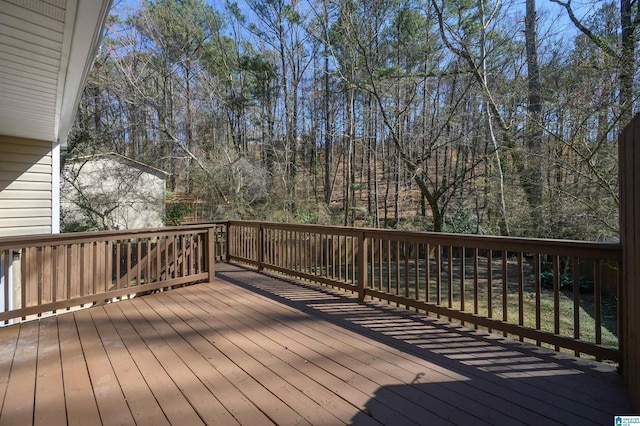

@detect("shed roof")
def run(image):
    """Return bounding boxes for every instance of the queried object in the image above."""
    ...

[67,152,170,177]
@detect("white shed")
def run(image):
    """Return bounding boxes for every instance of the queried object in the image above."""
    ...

[61,153,168,230]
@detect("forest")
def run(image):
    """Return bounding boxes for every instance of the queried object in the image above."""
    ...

[63,0,635,241]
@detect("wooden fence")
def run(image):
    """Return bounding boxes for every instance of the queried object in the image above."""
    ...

[226,221,622,363]
[0,224,226,323]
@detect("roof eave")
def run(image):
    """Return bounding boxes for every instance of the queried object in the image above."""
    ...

[56,0,113,145]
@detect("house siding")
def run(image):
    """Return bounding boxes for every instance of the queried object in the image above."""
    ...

[0,136,53,237]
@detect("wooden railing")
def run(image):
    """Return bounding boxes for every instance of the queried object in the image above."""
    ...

[0,220,621,363]
[225,221,622,363]
[0,224,226,324]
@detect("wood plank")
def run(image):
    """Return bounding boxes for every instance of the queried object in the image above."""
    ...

[0,321,39,426]
[57,313,102,426]
[153,291,363,425]
[34,317,65,426]
[0,324,20,414]
[200,277,524,425]
[101,302,205,426]
[170,286,414,426]
[216,266,616,424]
[116,299,239,425]
[74,309,136,426]
[177,285,461,425]
[144,291,311,426]
[138,294,276,426]
[89,307,170,426]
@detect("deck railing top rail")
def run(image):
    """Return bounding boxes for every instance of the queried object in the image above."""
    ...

[226,220,622,259]
[0,224,217,250]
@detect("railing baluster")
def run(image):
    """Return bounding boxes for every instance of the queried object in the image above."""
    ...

[68,244,74,301]
[43,246,51,306]
[436,245,441,314]
[415,243,420,304]
[137,238,142,284]
[573,256,580,356]
[324,233,329,278]
[535,253,541,344]
[336,233,340,282]
[404,242,409,303]
[81,243,87,298]
[502,250,508,337]
[460,247,465,324]
[386,240,391,295]
[37,246,43,309]
[425,243,430,304]
[22,247,29,318]
[594,259,602,361]
[397,241,403,302]
[3,250,9,324]
[447,246,453,320]
[487,249,493,331]
[518,252,524,341]
[126,241,132,287]
[378,239,383,292]
[473,248,479,328]
[553,255,561,351]
[164,236,169,282]
[92,242,98,296]
[371,239,377,294]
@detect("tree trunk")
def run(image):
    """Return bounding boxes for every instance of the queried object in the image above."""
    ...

[620,0,635,124]
[524,0,543,230]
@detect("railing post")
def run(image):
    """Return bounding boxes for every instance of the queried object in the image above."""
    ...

[357,231,367,301]
[207,227,216,282]
[225,223,231,263]
[257,224,264,271]
[620,113,640,411]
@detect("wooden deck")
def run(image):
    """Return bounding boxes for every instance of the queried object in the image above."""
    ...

[0,263,632,425]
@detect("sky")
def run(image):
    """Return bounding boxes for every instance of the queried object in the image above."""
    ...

[109,0,603,42]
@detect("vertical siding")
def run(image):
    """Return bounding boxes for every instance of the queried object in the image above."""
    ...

[0,135,53,237]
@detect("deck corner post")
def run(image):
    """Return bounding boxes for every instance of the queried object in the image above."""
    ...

[225,222,231,263]
[257,223,264,271]
[357,231,367,301]
[207,227,216,282]
[619,113,640,411]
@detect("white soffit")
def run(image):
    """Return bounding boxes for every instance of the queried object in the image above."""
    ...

[0,0,112,144]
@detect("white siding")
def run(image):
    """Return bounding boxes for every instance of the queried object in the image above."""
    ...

[0,135,52,237]
[0,0,65,142]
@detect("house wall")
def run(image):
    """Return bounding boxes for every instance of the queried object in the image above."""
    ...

[61,157,166,230]
[0,136,54,237]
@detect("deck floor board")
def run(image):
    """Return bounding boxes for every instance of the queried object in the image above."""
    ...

[0,263,633,425]
[58,313,102,426]
[102,302,205,426]
[211,272,550,425]
[33,317,66,426]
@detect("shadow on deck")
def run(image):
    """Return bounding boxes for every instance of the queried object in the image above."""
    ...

[219,263,633,425]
